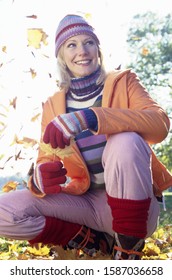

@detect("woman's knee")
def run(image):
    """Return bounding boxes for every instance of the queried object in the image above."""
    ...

[103,132,150,164]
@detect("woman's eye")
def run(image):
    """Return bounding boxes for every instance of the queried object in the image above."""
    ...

[67,43,76,48]
[85,40,94,45]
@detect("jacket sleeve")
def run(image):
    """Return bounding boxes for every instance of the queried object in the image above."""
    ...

[28,98,61,197]
[91,71,170,144]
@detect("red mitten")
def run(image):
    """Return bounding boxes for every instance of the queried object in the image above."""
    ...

[33,161,67,195]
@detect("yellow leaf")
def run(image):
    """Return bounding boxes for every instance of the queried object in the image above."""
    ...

[31,113,41,122]
[27,243,50,256]
[85,13,92,20]
[2,181,19,192]
[151,228,164,239]
[143,242,160,256]
[29,68,37,79]
[0,251,11,260]
[27,28,48,49]
[40,140,74,159]
[2,46,7,53]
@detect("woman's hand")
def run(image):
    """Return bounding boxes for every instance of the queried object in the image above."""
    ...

[43,111,88,149]
[33,161,67,195]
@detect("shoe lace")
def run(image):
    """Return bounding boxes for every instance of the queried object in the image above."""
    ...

[113,232,144,260]
[113,245,143,260]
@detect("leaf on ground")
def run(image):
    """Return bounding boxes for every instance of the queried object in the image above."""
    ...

[143,241,161,256]
[27,243,50,256]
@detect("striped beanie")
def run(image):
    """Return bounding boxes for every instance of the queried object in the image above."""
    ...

[55,14,100,57]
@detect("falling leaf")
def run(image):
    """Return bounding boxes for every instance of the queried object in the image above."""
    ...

[116,64,121,70]
[85,13,92,20]
[3,155,13,165]
[26,15,37,19]
[2,181,19,192]
[31,51,36,57]
[9,96,17,109]
[29,68,37,78]
[22,137,38,147]
[15,150,22,160]
[27,162,34,176]
[2,46,7,53]
[42,53,49,59]
[31,113,41,122]
[11,135,38,147]
[27,28,48,49]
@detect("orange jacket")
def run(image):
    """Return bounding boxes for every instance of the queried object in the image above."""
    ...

[28,69,172,197]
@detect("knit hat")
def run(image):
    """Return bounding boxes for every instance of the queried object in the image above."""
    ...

[55,14,100,57]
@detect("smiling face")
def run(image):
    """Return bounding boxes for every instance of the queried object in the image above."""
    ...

[62,34,100,78]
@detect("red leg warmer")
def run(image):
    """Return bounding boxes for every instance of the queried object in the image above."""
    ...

[29,216,81,246]
[107,195,151,238]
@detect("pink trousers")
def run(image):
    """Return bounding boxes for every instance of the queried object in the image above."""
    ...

[0,132,160,240]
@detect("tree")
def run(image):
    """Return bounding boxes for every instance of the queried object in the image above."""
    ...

[126,12,172,172]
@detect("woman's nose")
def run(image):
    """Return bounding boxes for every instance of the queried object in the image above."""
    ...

[78,44,88,55]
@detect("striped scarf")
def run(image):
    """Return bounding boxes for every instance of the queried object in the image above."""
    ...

[66,68,106,190]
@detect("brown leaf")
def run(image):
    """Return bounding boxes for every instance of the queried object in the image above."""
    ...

[26,15,37,19]
[12,135,37,147]
[53,246,78,260]
[29,68,37,79]
[9,96,17,109]
[27,162,34,176]
[22,137,38,146]
[15,150,22,160]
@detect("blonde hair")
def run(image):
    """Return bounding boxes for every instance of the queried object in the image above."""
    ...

[56,45,107,91]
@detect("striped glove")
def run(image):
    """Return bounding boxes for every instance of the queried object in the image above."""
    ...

[43,109,97,149]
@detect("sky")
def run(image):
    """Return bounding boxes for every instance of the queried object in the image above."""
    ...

[0,0,171,177]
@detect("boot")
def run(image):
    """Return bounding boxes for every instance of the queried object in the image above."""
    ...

[112,232,145,260]
[67,225,113,257]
